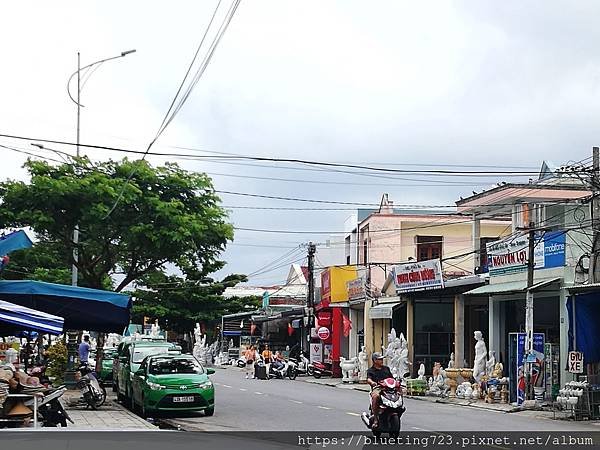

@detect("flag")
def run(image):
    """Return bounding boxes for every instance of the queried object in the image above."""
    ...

[250,323,257,335]
[342,312,352,337]
[288,323,294,336]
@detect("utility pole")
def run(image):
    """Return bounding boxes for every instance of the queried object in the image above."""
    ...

[72,51,81,288]
[590,147,600,284]
[524,221,536,401]
[305,242,317,353]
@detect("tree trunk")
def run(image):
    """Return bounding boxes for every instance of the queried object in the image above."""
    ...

[95,333,106,372]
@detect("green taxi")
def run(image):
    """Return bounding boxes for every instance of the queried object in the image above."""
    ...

[131,354,215,417]
[98,347,118,382]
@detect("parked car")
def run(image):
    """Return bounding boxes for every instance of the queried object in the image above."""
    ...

[116,341,179,406]
[98,347,118,383]
[131,354,215,418]
[112,337,168,393]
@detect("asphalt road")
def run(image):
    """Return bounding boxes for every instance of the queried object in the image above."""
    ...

[149,367,599,433]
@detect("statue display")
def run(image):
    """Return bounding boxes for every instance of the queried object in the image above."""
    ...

[417,363,426,380]
[382,328,410,379]
[447,352,455,369]
[339,356,359,383]
[428,367,449,396]
[472,331,488,383]
[358,346,369,382]
[193,324,210,366]
[492,362,504,379]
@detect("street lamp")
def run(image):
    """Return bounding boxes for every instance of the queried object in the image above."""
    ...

[66,49,136,287]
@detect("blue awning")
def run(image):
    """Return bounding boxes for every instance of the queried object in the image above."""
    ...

[0,230,33,256]
[0,280,131,333]
[0,299,64,335]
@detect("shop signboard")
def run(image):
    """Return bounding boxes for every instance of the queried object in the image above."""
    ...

[323,344,333,364]
[347,277,366,301]
[310,342,322,363]
[514,332,545,406]
[568,351,584,374]
[393,259,444,293]
[487,232,566,277]
[317,326,330,340]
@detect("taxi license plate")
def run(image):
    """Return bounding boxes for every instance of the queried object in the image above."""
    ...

[173,396,195,403]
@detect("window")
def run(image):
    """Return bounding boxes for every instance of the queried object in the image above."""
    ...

[416,236,442,261]
[149,357,204,375]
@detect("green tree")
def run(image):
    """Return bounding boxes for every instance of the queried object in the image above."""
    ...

[132,273,261,335]
[0,158,234,364]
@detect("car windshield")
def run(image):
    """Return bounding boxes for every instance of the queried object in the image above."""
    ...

[132,347,171,363]
[148,358,204,375]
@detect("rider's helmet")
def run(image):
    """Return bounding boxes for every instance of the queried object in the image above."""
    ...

[371,352,384,361]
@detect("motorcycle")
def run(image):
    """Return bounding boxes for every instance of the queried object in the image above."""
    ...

[311,361,332,378]
[268,358,297,380]
[289,352,313,376]
[76,364,107,409]
[25,385,74,427]
[360,377,405,438]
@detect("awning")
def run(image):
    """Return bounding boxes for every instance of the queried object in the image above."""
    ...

[0,300,64,335]
[0,280,131,333]
[369,303,395,319]
[564,283,600,293]
[0,230,33,256]
[464,277,561,296]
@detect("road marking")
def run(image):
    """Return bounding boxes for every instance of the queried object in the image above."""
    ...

[254,391,264,395]
[412,426,427,431]
[222,384,232,388]
[317,406,331,410]
[289,400,303,404]
[239,388,247,391]
[346,412,360,416]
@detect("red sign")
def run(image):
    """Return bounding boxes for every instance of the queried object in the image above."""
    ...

[317,327,330,340]
[321,270,331,302]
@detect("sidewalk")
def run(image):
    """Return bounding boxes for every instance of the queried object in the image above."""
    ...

[62,390,157,430]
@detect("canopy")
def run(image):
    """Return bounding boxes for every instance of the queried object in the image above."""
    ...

[0,299,64,335]
[0,280,131,333]
[0,230,33,256]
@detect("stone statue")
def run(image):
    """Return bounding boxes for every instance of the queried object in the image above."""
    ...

[358,346,369,382]
[486,350,496,378]
[492,362,504,379]
[382,328,397,364]
[229,339,233,348]
[432,362,441,378]
[396,333,410,379]
[194,323,202,345]
[339,356,359,383]
[472,331,488,383]
[150,320,160,338]
[417,363,426,380]
[193,325,209,365]
[428,367,449,396]
[447,352,455,369]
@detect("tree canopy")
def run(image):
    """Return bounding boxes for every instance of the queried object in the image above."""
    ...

[0,158,234,291]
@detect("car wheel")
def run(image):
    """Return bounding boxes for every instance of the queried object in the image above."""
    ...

[204,406,215,417]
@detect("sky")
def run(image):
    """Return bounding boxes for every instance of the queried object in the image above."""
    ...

[1,1,599,286]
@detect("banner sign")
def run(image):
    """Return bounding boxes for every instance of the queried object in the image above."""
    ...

[515,332,545,406]
[310,342,322,363]
[568,351,584,374]
[393,259,444,293]
[346,277,366,301]
[487,231,566,277]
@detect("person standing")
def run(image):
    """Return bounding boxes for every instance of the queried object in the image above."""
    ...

[244,345,257,379]
[78,335,91,366]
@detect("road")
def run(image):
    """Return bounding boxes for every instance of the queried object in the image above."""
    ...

[149,367,598,432]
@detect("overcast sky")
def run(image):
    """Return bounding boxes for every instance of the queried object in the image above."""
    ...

[1,1,598,285]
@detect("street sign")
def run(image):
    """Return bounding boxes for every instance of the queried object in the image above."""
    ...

[310,342,322,363]
[317,326,330,340]
[568,351,584,374]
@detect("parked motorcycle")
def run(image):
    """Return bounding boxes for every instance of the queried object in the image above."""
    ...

[268,359,297,380]
[360,377,405,438]
[76,364,107,409]
[311,361,333,378]
[26,386,74,427]
[289,352,314,376]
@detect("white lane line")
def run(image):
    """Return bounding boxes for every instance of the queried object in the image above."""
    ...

[317,406,331,410]
[254,391,264,395]
[289,400,303,404]
[222,384,232,388]
[239,388,247,391]
[346,412,360,416]
[412,426,428,431]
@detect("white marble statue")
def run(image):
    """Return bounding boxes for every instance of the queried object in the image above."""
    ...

[193,325,209,365]
[417,363,426,380]
[486,350,496,379]
[340,356,359,383]
[472,331,488,383]
[428,367,449,397]
[447,352,455,369]
[150,320,161,338]
[397,333,410,379]
[358,346,369,382]
[383,328,398,364]
[194,323,202,345]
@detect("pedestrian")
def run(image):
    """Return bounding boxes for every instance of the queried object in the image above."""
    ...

[78,335,91,366]
[261,344,273,363]
[244,345,257,379]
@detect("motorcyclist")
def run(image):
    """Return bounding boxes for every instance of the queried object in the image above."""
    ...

[367,352,394,429]
[272,351,285,371]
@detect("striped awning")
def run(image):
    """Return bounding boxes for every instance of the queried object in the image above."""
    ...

[0,299,64,335]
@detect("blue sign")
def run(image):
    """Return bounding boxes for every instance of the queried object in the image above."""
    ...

[540,231,566,269]
[515,332,545,405]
